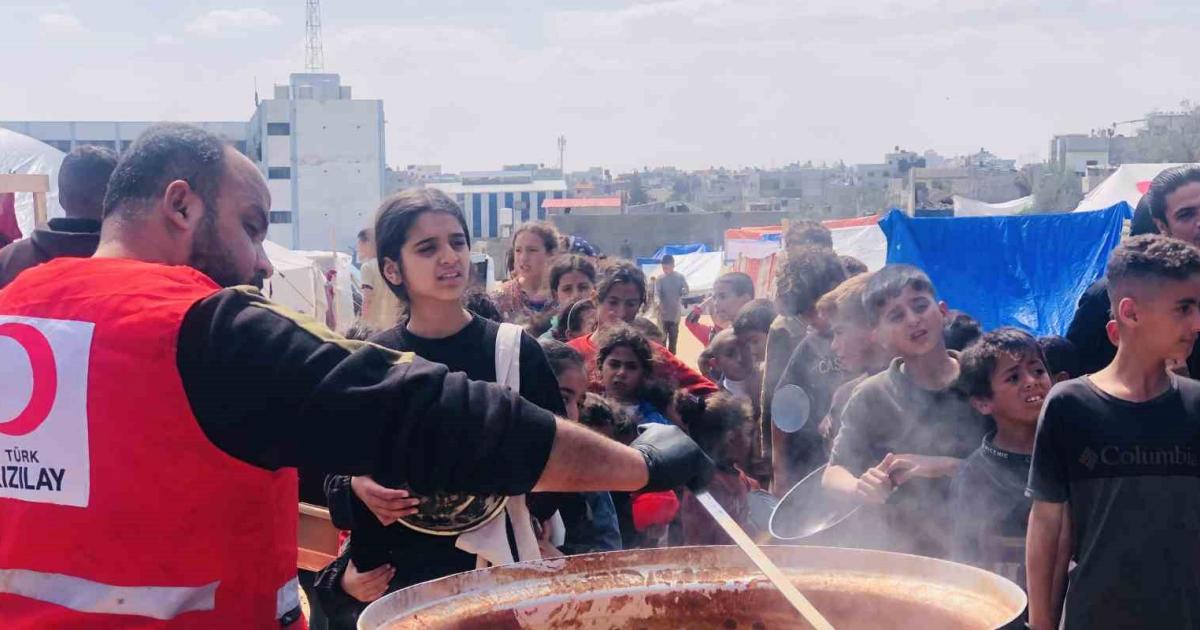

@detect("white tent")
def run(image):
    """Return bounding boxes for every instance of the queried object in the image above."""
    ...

[952,195,1033,216]
[641,251,725,297]
[1074,163,1196,212]
[0,129,65,236]
[293,248,356,333]
[262,240,331,326]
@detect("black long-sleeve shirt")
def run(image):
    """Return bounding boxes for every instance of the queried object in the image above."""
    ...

[176,288,558,495]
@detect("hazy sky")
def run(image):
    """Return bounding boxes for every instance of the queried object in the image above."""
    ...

[4,1,1199,172]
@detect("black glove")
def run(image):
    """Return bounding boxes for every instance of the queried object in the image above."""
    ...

[631,423,715,491]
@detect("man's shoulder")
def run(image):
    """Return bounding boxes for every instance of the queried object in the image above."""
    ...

[0,238,37,287]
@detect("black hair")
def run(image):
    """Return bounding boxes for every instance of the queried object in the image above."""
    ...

[1038,335,1080,379]
[840,255,868,277]
[357,228,373,243]
[632,317,665,345]
[596,260,647,305]
[661,254,676,265]
[943,310,983,351]
[958,327,1045,399]
[1148,165,1200,225]
[549,254,597,294]
[374,188,471,302]
[103,122,227,219]
[462,287,501,322]
[539,338,585,377]
[686,392,751,462]
[59,145,117,220]
[553,298,597,341]
[595,323,655,374]
[785,219,833,250]
[580,392,637,443]
[863,263,937,326]
[732,298,777,336]
[1129,195,1158,236]
[776,246,847,317]
[714,271,755,298]
[1106,234,1200,309]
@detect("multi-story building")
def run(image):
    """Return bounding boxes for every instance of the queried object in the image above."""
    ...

[425,167,567,240]
[1049,134,1112,176]
[2,72,385,254]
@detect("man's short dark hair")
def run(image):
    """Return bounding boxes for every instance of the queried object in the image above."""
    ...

[1106,234,1200,311]
[863,264,937,327]
[1148,165,1200,225]
[357,228,373,243]
[733,298,777,336]
[785,219,833,250]
[840,255,868,277]
[958,327,1045,399]
[714,271,754,298]
[943,310,983,351]
[776,246,846,317]
[58,145,118,220]
[1038,335,1080,379]
[1129,195,1158,236]
[103,123,229,219]
[660,254,675,266]
[463,287,501,322]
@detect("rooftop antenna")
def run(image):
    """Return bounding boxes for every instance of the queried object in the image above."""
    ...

[557,135,566,172]
[305,0,325,72]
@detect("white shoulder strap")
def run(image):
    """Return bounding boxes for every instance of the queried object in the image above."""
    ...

[494,322,523,392]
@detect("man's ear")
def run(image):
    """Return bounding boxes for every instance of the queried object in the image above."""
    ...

[1117,296,1138,325]
[161,179,202,232]
[970,395,993,416]
[938,301,950,317]
[1154,217,1169,235]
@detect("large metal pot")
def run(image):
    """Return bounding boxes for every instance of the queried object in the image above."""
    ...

[358,546,1026,629]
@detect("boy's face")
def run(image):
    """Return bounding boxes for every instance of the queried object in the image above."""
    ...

[831,316,874,374]
[1154,182,1200,247]
[873,286,948,358]
[740,330,768,364]
[714,340,753,382]
[712,282,751,325]
[972,351,1052,425]
[1117,275,1200,362]
[557,366,587,422]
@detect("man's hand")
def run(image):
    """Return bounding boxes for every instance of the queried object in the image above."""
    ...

[886,454,962,485]
[350,475,422,525]
[341,559,394,603]
[632,423,715,491]
[856,453,896,504]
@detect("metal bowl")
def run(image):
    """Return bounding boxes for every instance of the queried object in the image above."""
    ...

[358,545,1027,629]
[394,487,507,536]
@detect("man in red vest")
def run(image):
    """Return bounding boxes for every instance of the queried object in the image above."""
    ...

[0,123,711,628]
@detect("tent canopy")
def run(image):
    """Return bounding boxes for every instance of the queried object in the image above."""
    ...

[0,129,65,236]
[880,203,1130,336]
[723,215,887,271]
[638,242,708,264]
[952,195,1034,216]
[1074,163,1196,212]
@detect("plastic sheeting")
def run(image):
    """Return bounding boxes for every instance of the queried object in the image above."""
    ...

[0,129,65,237]
[880,203,1130,336]
[641,251,725,297]
[262,240,331,326]
[1074,163,1195,212]
[723,216,887,271]
[649,243,708,260]
[952,195,1034,217]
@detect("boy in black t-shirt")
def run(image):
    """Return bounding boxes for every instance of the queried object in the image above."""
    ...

[951,328,1052,589]
[824,265,989,558]
[1027,233,1200,630]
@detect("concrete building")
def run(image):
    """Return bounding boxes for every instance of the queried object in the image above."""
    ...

[247,73,385,251]
[0,120,249,156]
[2,72,385,254]
[1050,135,1112,176]
[426,167,566,240]
[542,196,622,216]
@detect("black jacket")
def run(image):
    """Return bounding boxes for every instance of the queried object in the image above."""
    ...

[1066,277,1200,375]
[0,218,100,289]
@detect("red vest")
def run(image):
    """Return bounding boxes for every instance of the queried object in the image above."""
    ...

[0,258,300,629]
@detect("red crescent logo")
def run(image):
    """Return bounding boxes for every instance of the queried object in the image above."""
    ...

[0,322,58,436]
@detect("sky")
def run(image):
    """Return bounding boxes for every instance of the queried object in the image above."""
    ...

[4,0,1200,173]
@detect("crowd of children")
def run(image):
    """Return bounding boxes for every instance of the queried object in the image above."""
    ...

[312,165,1200,630]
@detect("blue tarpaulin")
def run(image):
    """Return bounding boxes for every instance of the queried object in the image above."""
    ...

[880,203,1131,336]
[637,243,708,266]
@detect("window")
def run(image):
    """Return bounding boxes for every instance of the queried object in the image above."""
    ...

[269,211,292,224]
[268,167,291,179]
[267,122,290,136]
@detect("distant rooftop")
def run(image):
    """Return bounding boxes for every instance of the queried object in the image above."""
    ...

[542,197,621,209]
